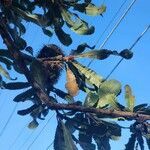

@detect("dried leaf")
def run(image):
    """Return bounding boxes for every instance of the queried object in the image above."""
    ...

[125,85,135,111]
[28,119,39,129]
[65,66,79,96]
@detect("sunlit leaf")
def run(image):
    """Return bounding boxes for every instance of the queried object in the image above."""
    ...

[84,92,99,107]
[125,85,135,111]
[54,121,77,150]
[98,79,121,96]
[71,61,103,88]
[0,64,14,80]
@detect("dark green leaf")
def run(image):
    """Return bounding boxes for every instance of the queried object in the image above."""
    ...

[42,28,53,37]
[0,57,13,70]
[93,135,110,150]
[137,134,144,150]
[125,133,136,150]
[25,46,33,56]
[13,88,34,102]
[119,49,133,59]
[146,138,150,149]
[133,104,148,112]
[54,120,77,150]
[3,82,30,90]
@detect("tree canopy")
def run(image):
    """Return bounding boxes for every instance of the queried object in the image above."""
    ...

[0,0,150,150]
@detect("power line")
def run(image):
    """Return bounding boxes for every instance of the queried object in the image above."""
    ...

[26,113,55,150]
[94,0,128,46]
[0,103,18,136]
[46,140,54,150]
[88,0,137,67]
[105,25,150,80]
[8,123,27,150]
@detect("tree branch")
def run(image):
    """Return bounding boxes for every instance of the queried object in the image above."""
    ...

[1,17,150,121]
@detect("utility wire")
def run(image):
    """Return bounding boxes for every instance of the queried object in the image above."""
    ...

[105,25,150,80]
[46,140,54,150]
[94,0,128,46]
[0,103,18,136]
[26,113,55,150]
[88,0,137,67]
[8,123,27,150]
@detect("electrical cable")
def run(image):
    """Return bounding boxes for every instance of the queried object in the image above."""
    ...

[94,0,128,46]
[88,0,137,67]
[0,103,18,136]
[105,25,150,80]
[26,113,55,150]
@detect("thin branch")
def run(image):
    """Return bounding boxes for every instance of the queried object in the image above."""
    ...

[1,17,150,122]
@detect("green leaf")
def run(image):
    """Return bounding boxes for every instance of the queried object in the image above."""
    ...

[133,104,148,112]
[125,133,136,150]
[98,79,121,96]
[137,134,144,150]
[71,61,103,88]
[93,135,110,150]
[60,7,94,35]
[97,94,119,110]
[0,57,13,70]
[3,82,30,90]
[13,88,34,102]
[55,27,72,46]
[54,121,77,150]
[75,49,114,59]
[0,64,14,80]
[28,119,39,129]
[30,60,47,89]
[84,92,99,107]
[146,139,150,149]
[12,6,50,27]
[71,43,95,55]
[79,131,95,150]
[85,4,106,16]
[25,46,33,56]
[42,27,53,37]
[125,85,135,111]
[119,49,133,59]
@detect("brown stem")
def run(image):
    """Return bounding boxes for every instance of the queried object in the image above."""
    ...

[0,18,150,121]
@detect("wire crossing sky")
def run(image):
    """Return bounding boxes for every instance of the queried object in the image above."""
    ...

[0,1,150,150]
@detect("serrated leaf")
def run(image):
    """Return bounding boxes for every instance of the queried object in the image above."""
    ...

[65,66,79,96]
[60,6,94,35]
[0,64,14,80]
[98,79,121,96]
[97,94,119,110]
[85,4,106,16]
[84,92,99,107]
[75,49,114,59]
[125,85,135,112]
[54,121,77,150]
[125,133,136,150]
[3,82,30,90]
[13,88,34,102]
[28,119,39,129]
[12,6,49,27]
[71,61,103,88]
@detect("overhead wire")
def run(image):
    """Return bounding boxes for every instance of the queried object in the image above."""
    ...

[8,123,28,150]
[26,113,55,150]
[88,0,137,67]
[105,25,150,80]
[94,0,128,46]
[0,103,18,136]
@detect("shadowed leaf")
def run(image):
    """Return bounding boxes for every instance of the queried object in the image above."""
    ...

[125,133,136,150]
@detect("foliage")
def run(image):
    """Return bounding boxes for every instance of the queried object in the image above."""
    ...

[0,0,149,150]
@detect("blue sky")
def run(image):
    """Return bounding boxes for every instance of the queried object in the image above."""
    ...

[0,0,150,150]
